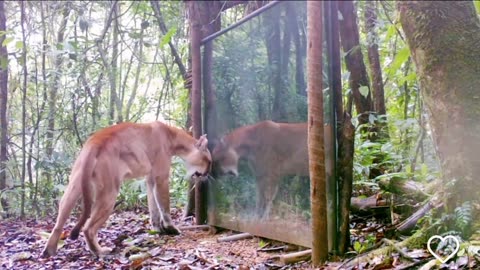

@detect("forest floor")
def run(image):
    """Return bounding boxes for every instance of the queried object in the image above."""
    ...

[0,208,322,270]
[2,206,471,269]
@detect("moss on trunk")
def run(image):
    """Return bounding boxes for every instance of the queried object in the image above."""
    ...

[398,1,480,206]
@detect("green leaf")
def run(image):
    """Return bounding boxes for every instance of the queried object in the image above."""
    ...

[15,41,23,50]
[354,241,362,252]
[385,24,396,42]
[388,47,410,76]
[2,36,13,47]
[475,1,480,14]
[160,27,177,48]
[359,86,369,97]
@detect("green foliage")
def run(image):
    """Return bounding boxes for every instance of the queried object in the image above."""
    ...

[352,234,376,254]
[116,157,189,211]
[0,0,191,217]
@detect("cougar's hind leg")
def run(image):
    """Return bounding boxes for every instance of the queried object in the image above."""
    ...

[83,178,119,256]
[70,198,90,240]
[41,182,82,257]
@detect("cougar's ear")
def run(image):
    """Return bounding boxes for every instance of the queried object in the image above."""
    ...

[186,126,193,137]
[195,134,208,151]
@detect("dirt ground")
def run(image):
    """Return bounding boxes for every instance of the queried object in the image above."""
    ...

[0,208,317,269]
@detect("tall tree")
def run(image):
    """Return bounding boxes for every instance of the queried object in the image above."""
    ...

[0,0,8,212]
[20,0,28,218]
[307,1,328,265]
[338,1,373,125]
[365,1,388,123]
[286,3,306,96]
[265,6,288,122]
[45,2,71,186]
[398,1,480,207]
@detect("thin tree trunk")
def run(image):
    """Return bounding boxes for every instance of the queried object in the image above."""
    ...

[365,1,388,141]
[398,1,480,206]
[45,2,70,190]
[364,0,389,179]
[111,1,121,123]
[150,1,188,80]
[33,1,49,209]
[365,1,386,117]
[287,4,306,96]
[188,0,204,223]
[307,1,328,265]
[125,24,144,121]
[96,1,120,124]
[201,2,220,150]
[338,0,373,126]
[0,0,8,211]
[265,7,287,122]
[20,1,27,218]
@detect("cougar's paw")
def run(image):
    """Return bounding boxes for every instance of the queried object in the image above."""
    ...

[69,228,81,240]
[40,246,56,258]
[162,223,181,235]
[90,247,112,257]
[98,247,113,256]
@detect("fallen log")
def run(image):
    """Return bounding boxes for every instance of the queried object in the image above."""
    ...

[217,232,253,242]
[396,198,442,234]
[278,249,311,265]
[378,178,430,201]
[178,225,211,231]
[350,195,390,216]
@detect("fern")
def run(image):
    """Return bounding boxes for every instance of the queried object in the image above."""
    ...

[454,201,472,236]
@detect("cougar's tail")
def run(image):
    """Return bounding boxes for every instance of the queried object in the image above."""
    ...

[70,145,99,240]
[42,145,99,257]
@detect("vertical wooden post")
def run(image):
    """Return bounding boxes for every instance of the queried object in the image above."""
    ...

[0,0,8,212]
[189,1,207,225]
[324,1,344,255]
[307,1,328,266]
[201,10,219,225]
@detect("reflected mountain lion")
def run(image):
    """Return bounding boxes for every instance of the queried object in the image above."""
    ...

[212,120,308,218]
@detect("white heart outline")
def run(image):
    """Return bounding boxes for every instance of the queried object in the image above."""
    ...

[427,235,460,264]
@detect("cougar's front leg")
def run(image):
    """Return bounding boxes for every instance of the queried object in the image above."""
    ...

[255,175,268,218]
[148,158,180,235]
[256,175,279,219]
[146,175,162,231]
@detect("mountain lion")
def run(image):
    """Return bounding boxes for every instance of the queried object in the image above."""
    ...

[212,120,308,218]
[41,121,211,257]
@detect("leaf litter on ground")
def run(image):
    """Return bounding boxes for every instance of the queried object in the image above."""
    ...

[0,208,312,269]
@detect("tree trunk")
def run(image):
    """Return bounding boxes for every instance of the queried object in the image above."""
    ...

[201,2,221,150]
[125,24,144,121]
[150,1,188,80]
[338,0,373,126]
[307,1,328,265]
[287,4,306,96]
[45,2,70,189]
[111,1,122,123]
[188,0,205,224]
[364,1,389,179]
[0,0,8,211]
[20,1,27,218]
[365,1,388,140]
[265,7,288,122]
[398,1,480,206]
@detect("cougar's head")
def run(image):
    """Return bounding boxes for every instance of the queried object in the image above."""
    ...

[211,137,239,177]
[185,134,212,178]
